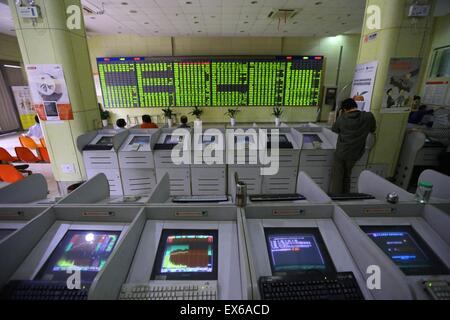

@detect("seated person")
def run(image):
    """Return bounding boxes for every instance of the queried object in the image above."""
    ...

[24,115,43,140]
[408,105,433,125]
[116,118,127,130]
[140,115,158,128]
[178,115,190,128]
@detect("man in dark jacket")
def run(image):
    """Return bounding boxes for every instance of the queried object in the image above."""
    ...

[330,98,377,193]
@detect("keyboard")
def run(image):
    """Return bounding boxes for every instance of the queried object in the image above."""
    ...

[259,272,364,300]
[328,193,375,201]
[424,280,450,300]
[172,195,229,203]
[119,281,217,300]
[250,194,306,202]
[0,280,89,300]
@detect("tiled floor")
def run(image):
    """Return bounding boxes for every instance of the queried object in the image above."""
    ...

[0,132,59,198]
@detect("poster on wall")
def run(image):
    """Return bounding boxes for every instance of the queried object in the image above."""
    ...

[350,61,378,112]
[381,58,421,113]
[11,86,35,129]
[25,64,73,121]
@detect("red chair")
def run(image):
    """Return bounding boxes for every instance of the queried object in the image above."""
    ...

[15,147,42,163]
[38,147,51,163]
[19,136,42,150]
[0,147,19,163]
[0,164,25,183]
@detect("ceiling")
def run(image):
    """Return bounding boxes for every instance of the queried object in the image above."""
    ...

[0,0,449,38]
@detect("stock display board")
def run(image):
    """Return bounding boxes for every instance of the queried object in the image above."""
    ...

[97,56,323,108]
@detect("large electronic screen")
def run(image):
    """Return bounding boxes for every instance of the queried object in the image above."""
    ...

[361,226,449,275]
[36,230,121,282]
[151,229,218,280]
[264,228,336,275]
[97,56,323,108]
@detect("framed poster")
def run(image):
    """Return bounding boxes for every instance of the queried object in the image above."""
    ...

[381,58,421,113]
[350,61,378,112]
[11,86,35,129]
[25,64,73,121]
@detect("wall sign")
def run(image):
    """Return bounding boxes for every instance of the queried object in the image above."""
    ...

[11,86,35,129]
[350,61,378,112]
[381,58,421,113]
[25,64,73,121]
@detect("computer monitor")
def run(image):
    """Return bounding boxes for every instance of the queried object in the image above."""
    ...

[96,136,113,145]
[0,228,16,241]
[36,230,121,282]
[264,228,336,276]
[130,136,150,145]
[151,229,218,281]
[164,135,183,144]
[303,134,322,144]
[268,134,289,144]
[202,135,216,144]
[361,226,449,275]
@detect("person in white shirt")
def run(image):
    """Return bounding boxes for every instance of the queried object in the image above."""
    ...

[24,115,44,140]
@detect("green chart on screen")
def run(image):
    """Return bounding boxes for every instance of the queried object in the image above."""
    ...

[97,56,323,108]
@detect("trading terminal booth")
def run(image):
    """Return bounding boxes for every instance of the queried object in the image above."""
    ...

[77,129,129,196]
[118,128,161,196]
[417,169,450,215]
[117,204,251,300]
[0,203,143,300]
[153,128,193,196]
[242,171,414,300]
[338,171,450,300]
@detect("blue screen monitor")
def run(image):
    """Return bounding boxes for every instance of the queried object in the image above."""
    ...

[361,226,449,275]
[264,228,336,276]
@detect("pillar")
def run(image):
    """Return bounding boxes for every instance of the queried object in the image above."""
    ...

[356,0,436,176]
[8,0,101,192]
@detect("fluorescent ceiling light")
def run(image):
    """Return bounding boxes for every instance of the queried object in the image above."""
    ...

[3,64,22,69]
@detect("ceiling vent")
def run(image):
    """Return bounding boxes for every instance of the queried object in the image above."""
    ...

[81,0,105,15]
[267,9,300,21]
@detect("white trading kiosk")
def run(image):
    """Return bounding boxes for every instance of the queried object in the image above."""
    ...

[295,124,336,191]
[0,174,53,243]
[417,169,450,215]
[77,129,128,196]
[191,126,227,196]
[242,171,413,300]
[337,170,450,300]
[0,202,144,300]
[260,127,302,194]
[153,128,192,196]
[394,131,446,190]
[118,129,161,196]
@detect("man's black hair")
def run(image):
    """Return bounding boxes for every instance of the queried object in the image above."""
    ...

[116,118,127,128]
[341,98,358,111]
[142,115,152,123]
[413,95,421,101]
[180,115,188,124]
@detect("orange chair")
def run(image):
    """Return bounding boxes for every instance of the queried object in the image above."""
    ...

[0,164,25,183]
[38,147,51,163]
[15,147,42,163]
[0,147,19,163]
[40,138,47,148]
[19,136,42,150]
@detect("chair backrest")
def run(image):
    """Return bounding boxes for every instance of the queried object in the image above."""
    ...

[0,148,16,163]
[38,147,50,163]
[0,164,24,183]
[19,136,38,149]
[39,138,46,148]
[15,147,41,163]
